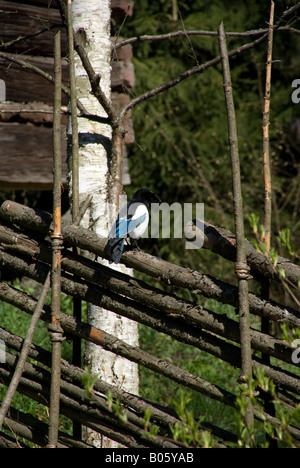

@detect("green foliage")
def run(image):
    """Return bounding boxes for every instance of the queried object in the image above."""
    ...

[248,213,300,307]
[81,365,99,398]
[170,389,214,447]
[117,0,300,293]
[277,227,299,259]
[235,369,300,448]
[0,281,84,437]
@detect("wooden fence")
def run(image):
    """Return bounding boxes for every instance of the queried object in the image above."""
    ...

[0,0,299,450]
[0,199,299,447]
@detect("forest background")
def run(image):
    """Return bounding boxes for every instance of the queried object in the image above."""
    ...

[0,0,300,445]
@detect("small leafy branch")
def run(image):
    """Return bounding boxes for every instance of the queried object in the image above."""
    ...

[248,213,300,306]
[143,407,159,439]
[106,390,128,424]
[235,368,300,448]
[81,365,99,399]
[277,228,300,264]
[169,390,214,448]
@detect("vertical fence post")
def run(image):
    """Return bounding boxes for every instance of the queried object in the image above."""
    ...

[218,22,254,431]
[261,2,277,447]
[67,0,82,440]
[67,0,79,223]
[47,30,64,448]
[262,0,274,252]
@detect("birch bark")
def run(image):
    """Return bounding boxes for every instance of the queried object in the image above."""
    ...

[70,0,139,447]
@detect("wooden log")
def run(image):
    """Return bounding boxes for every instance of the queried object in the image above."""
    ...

[0,361,151,448]
[111,59,135,90]
[0,101,68,125]
[0,282,239,411]
[111,0,134,17]
[188,219,300,290]
[111,41,133,61]
[0,54,69,105]
[0,327,200,441]
[0,55,132,106]
[1,281,300,437]
[1,219,298,330]
[1,221,299,362]
[0,224,298,369]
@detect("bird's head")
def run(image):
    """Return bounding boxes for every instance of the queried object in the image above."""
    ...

[132,188,161,208]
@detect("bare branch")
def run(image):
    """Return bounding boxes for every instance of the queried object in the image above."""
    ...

[262,1,275,251]
[219,21,253,428]
[118,3,300,123]
[118,32,268,123]
[114,25,297,49]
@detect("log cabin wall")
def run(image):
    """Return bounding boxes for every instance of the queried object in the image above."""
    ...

[0,0,134,191]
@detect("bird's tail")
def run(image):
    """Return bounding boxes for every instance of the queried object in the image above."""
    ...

[105,238,125,264]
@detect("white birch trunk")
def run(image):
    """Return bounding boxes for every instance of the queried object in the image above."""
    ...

[70,0,139,448]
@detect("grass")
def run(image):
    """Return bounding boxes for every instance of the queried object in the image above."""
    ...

[0,281,77,440]
[137,300,241,435]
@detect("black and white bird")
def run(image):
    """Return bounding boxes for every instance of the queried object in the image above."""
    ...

[105,188,161,264]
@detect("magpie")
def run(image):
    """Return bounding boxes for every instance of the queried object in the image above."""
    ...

[105,188,161,264]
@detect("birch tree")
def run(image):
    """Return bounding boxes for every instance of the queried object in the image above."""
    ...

[70,0,139,447]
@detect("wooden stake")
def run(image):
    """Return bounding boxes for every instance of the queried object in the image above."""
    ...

[218,22,254,431]
[263,0,275,252]
[47,30,64,449]
[67,0,82,440]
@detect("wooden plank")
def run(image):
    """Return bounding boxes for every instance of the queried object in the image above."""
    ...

[0,55,69,105]
[7,0,134,17]
[111,60,135,90]
[0,1,133,57]
[0,122,67,189]
[0,55,133,105]
[111,0,134,17]
[0,101,68,126]
[111,41,133,61]
[0,1,67,56]
[0,1,135,190]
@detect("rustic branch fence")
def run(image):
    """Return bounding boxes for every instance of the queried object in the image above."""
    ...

[0,198,299,447]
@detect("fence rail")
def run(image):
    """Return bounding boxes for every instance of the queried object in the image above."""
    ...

[0,200,299,447]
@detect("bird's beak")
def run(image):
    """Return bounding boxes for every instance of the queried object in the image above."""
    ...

[151,193,161,204]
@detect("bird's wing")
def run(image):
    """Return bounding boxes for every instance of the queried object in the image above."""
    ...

[115,216,129,239]
[127,213,147,235]
[109,212,146,240]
